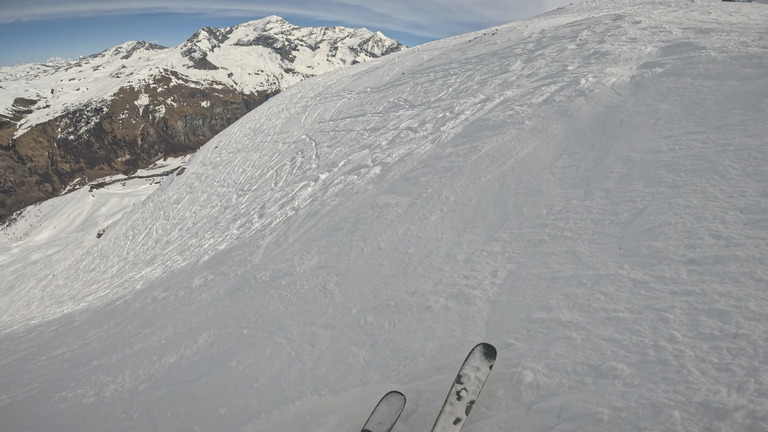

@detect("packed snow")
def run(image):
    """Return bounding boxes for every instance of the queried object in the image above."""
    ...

[2,1,768,431]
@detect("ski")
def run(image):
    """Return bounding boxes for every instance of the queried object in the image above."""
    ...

[430,343,497,432]
[361,390,407,432]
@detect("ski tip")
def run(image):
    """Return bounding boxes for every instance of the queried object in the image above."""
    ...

[362,390,406,432]
[476,342,497,362]
[383,390,406,403]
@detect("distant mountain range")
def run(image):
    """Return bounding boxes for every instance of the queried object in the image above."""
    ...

[0,16,404,221]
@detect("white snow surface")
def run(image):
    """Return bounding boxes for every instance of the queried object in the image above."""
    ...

[2,1,768,431]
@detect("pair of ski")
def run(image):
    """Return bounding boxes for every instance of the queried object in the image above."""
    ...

[361,343,497,432]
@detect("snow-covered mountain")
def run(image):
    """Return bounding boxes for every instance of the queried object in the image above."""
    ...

[2,0,768,431]
[0,16,404,221]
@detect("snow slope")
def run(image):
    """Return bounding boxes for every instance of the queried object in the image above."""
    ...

[2,0,768,431]
[0,156,189,263]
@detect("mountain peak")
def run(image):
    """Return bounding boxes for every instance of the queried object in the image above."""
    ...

[89,40,167,62]
[226,15,295,37]
[179,17,404,69]
[244,15,289,25]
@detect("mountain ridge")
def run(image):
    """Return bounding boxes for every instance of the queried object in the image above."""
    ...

[0,16,404,222]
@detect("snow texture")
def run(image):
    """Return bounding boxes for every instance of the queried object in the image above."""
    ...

[2,1,768,431]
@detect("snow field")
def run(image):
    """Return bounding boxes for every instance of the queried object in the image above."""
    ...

[1,1,768,431]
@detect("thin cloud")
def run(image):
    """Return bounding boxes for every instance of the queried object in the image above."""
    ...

[1,0,575,39]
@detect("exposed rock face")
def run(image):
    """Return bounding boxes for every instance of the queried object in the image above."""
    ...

[0,16,405,221]
[3,84,275,217]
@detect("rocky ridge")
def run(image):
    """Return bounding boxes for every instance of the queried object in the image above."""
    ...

[0,16,404,221]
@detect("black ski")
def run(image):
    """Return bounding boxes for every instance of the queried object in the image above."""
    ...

[430,343,497,432]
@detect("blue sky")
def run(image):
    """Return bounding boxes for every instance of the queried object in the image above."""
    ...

[0,0,573,67]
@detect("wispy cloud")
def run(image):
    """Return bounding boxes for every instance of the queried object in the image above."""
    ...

[1,0,573,39]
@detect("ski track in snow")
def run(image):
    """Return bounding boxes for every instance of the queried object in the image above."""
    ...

[1,1,768,431]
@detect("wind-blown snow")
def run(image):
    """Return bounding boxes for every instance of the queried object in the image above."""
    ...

[2,1,768,431]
